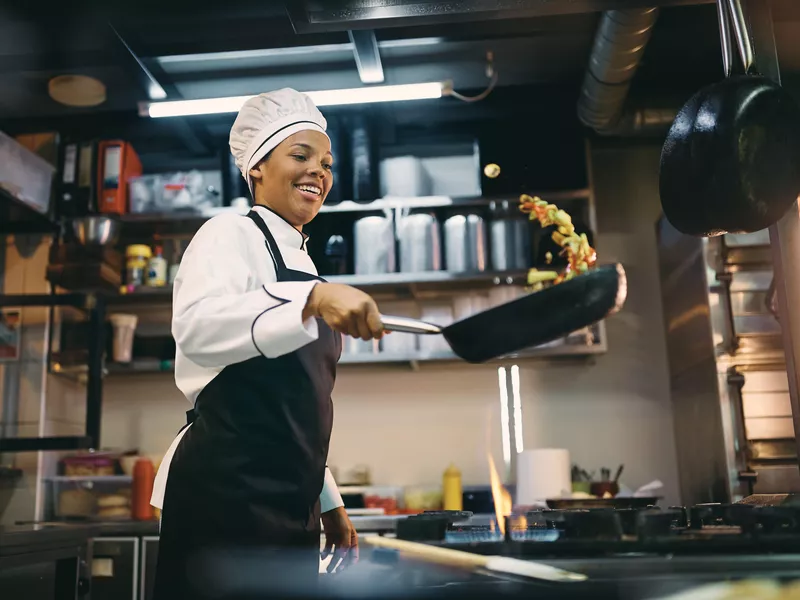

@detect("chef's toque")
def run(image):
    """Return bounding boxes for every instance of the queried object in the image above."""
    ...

[229,88,328,197]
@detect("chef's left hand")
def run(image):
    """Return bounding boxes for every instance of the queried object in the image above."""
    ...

[321,507,359,573]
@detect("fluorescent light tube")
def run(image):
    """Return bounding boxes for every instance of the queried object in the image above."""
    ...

[143,82,446,118]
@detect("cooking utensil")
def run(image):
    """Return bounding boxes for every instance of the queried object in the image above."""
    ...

[71,215,120,245]
[659,0,800,236]
[324,235,348,276]
[353,216,395,275]
[444,213,487,272]
[489,200,529,270]
[398,212,442,273]
[350,114,377,202]
[545,497,660,510]
[613,464,625,482]
[380,263,627,363]
[363,536,587,582]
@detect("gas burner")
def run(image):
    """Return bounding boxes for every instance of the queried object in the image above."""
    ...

[396,511,475,542]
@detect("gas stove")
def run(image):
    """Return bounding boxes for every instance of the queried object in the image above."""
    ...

[356,504,800,600]
[395,501,800,557]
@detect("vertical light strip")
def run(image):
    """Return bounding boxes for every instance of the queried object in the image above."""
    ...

[497,367,511,471]
[511,365,524,454]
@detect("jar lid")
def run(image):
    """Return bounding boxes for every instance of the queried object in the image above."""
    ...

[126,244,152,258]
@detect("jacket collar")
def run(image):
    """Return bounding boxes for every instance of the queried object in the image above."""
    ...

[251,205,309,250]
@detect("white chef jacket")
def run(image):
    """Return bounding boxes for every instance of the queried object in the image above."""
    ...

[150,205,344,513]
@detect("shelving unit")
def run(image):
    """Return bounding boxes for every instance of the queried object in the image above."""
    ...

[115,190,591,237]
[106,269,528,306]
[99,324,606,373]
[0,186,58,235]
[44,475,132,484]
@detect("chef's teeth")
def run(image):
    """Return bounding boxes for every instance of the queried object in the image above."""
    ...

[296,185,321,195]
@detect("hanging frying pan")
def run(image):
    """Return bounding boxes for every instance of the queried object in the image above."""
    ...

[659,0,800,237]
[381,263,627,363]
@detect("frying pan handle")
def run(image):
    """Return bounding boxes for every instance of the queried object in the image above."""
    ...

[717,0,734,77]
[725,0,755,73]
[380,314,442,335]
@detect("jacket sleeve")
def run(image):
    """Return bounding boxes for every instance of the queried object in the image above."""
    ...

[320,467,345,513]
[172,216,320,368]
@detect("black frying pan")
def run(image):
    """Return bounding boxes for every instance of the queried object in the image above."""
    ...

[381,263,627,363]
[659,0,800,237]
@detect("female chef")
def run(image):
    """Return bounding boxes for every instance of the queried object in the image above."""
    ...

[150,89,383,599]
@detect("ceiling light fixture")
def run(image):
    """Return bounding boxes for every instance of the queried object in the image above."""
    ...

[140,82,449,118]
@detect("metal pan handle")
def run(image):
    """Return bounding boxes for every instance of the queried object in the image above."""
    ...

[380,314,443,335]
[725,0,755,73]
[717,0,734,77]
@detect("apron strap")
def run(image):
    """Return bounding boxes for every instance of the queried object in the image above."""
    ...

[246,210,289,277]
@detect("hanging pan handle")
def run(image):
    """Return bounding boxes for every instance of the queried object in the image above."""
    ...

[725,0,755,73]
[717,0,734,77]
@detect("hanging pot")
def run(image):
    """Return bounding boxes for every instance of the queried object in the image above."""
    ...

[659,0,800,237]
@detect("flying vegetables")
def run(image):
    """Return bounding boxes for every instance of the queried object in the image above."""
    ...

[518,194,597,291]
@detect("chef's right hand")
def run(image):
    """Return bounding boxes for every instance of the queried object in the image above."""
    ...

[303,283,384,341]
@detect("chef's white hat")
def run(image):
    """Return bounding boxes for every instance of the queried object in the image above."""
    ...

[229,88,328,196]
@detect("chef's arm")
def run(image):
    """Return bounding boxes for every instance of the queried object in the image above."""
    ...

[172,218,320,368]
[320,467,344,513]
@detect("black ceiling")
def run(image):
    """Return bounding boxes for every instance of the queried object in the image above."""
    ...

[2,0,800,169]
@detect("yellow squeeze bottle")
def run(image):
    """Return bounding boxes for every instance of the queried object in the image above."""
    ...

[442,464,463,511]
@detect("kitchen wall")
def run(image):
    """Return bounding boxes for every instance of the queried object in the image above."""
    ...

[99,141,682,506]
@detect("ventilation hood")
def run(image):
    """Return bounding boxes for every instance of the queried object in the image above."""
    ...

[286,0,711,32]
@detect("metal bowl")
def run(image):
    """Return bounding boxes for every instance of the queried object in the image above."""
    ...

[71,216,120,245]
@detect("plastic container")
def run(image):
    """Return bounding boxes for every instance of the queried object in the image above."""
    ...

[146,246,167,287]
[126,244,152,288]
[50,477,132,520]
[61,455,116,477]
[109,313,138,363]
[132,458,155,521]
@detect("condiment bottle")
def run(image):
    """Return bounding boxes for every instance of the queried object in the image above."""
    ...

[132,458,155,520]
[146,246,168,287]
[442,463,462,511]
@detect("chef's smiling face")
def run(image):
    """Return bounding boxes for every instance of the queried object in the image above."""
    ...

[249,130,333,229]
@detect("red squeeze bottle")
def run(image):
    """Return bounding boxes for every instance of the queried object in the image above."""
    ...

[132,458,155,520]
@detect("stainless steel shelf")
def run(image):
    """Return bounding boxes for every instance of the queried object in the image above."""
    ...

[101,335,605,376]
[105,270,528,305]
[338,338,606,367]
[45,475,133,483]
[318,190,591,214]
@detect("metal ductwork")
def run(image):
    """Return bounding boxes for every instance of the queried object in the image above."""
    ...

[578,8,676,136]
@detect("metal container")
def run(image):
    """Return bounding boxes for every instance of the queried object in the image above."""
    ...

[71,216,120,246]
[489,201,529,271]
[354,216,396,275]
[398,213,442,273]
[444,214,487,272]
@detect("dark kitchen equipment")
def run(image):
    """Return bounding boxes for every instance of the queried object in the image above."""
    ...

[380,263,627,363]
[326,116,344,205]
[589,481,620,498]
[659,0,800,237]
[324,235,348,275]
[489,200,530,271]
[350,114,378,202]
[545,497,660,510]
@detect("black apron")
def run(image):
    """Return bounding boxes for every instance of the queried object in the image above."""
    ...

[153,210,342,600]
